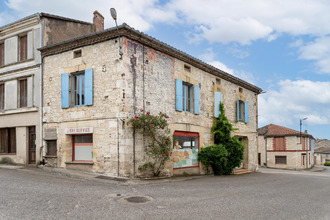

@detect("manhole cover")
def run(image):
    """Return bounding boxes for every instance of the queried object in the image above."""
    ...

[125,196,149,203]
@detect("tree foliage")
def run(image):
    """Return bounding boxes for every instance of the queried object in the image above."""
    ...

[127,109,172,177]
[198,103,244,175]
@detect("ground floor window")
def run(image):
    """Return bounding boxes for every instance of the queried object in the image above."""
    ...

[172,131,199,169]
[0,128,16,154]
[47,140,57,156]
[275,156,287,164]
[73,135,93,161]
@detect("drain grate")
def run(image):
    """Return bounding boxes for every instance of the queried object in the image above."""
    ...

[125,196,150,204]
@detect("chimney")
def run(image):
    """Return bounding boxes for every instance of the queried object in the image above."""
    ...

[305,130,307,134]
[93,10,104,32]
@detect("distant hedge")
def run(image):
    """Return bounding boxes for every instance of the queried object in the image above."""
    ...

[324,162,330,166]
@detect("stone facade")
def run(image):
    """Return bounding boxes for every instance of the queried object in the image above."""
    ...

[0,13,98,165]
[258,124,314,170]
[40,24,262,177]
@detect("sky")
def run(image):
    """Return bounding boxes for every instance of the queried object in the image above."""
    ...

[1,0,329,139]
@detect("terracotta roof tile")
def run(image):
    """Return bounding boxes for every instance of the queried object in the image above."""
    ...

[258,124,309,136]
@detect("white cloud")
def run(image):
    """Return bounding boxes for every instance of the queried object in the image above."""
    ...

[298,37,330,73]
[259,80,330,127]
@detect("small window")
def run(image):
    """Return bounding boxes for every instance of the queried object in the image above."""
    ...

[47,140,57,156]
[275,156,287,164]
[0,42,4,66]
[216,78,221,85]
[184,64,191,73]
[239,87,243,93]
[0,128,16,154]
[74,50,82,58]
[238,100,245,121]
[19,79,27,108]
[182,83,192,112]
[19,35,27,61]
[0,83,4,110]
[72,73,85,106]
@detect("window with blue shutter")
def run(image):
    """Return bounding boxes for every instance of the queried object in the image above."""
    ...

[84,68,93,106]
[61,73,70,108]
[244,101,249,123]
[175,79,183,111]
[193,85,199,115]
[214,92,222,117]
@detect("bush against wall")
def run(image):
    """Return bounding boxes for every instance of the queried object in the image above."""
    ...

[324,162,330,166]
[127,109,172,177]
[198,103,244,175]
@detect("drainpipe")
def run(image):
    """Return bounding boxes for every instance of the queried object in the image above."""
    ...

[264,135,267,167]
[37,13,44,165]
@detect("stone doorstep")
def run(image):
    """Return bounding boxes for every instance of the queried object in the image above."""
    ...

[65,162,94,172]
[233,168,252,175]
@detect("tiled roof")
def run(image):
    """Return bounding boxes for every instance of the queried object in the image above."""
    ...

[314,147,330,153]
[258,124,311,137]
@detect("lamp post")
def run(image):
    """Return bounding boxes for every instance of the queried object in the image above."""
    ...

[300,117,307,168]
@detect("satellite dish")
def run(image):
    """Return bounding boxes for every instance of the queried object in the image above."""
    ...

[110,8,117,20]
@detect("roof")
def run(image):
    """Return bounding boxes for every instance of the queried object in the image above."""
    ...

[257,124,313,138]
[0,12,91,30]
[39,23,263,94]
[314,147,330,154]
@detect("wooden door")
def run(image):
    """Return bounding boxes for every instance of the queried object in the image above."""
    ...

[29,127,36,164]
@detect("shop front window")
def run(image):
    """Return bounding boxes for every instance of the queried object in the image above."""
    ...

[172,131,199,168]
[73,135,93,162]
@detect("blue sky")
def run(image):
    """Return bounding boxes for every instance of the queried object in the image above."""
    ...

[1,0,330,139]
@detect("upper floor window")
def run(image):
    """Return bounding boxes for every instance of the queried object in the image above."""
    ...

[19,79,27,108]
[175,78,199,115]
[0,42,4,66]
[214,92,223,117]
[19,35,27,61]
[273,137,286,151]
[184,64,191,73]
[0,83,4,110]
[237,99,249,123]
[61,68,93,109]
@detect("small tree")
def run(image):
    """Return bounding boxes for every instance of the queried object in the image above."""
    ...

[198,103,244,175]
[127,110,172,177]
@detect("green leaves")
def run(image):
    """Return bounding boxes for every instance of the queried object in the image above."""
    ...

[128,110,172,177]
[198,102,245,175]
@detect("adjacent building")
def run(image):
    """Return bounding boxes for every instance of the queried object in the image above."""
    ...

[0,12,103,165]
[258,124,314,169]
[39,23,262,177]
[314,139,330,165]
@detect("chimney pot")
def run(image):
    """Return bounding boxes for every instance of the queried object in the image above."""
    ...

[93,10,104,32]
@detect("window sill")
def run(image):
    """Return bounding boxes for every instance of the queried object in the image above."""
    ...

[44,155,57,158]
[0,107,38,115]
[0,153,16,155]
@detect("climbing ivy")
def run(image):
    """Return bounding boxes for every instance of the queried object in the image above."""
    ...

[198,103,244,175]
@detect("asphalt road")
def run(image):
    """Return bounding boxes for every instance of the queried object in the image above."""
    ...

[1,166,330,220]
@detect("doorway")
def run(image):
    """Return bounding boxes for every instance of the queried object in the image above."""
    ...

[28,126,36,164]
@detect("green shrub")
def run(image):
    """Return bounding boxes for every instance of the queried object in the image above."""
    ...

[0,157,14,164]
[198,103,244,175]
[324,162,330,166]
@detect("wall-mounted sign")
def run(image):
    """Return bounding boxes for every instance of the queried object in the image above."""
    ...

[65,127,93,134]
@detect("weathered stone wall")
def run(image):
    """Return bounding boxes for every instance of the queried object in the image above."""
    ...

[43,36,259,176]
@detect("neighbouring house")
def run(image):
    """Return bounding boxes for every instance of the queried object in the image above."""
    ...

[39,23,262,177]
[314,139,330,165]
[258,124,314,170]
[0,11,103,165]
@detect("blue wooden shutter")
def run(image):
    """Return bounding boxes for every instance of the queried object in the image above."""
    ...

[244,101,249,123]
[175,79,183,111]
[61,73,70,109]
[193,85,199,115]
[237,98,240,121]
[84,68,93,106]
[214,92,222,117]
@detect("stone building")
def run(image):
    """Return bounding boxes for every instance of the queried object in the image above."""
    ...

[314,139,330,165]
[258,124,314,169]
[39,23,262,177]
[0,12,103,165]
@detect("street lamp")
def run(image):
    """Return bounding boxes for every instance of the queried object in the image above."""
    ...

[300,117,307,168]
[110,8,123,59]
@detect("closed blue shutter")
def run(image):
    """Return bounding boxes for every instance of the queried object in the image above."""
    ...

[85,68,93,106]
[175,79,183,111]
[61,73,70,109]
[214,92,222,117]
[245,101,249,123]
[194,85,199,115]
[237,98,240,121]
